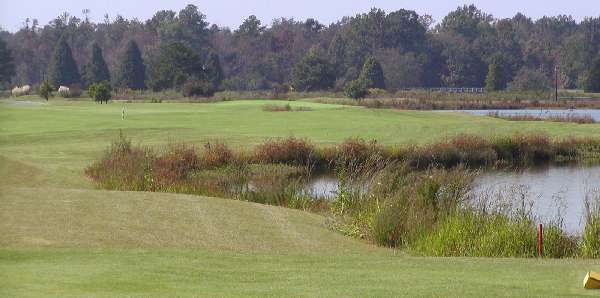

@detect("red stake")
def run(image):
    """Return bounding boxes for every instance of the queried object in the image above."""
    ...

[538,224,543,258]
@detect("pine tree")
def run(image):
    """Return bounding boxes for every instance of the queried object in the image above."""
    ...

[585,56,600,93]
[117,40,146,90]
[328,34,347,77]
[290,48,336,91]
[204,51,223,88]
[0,37,15,84]
[47,35,80,87]
[83,42,110,87]
[485,61,504,92]
[359,57,385,89]
[39,80,53,101]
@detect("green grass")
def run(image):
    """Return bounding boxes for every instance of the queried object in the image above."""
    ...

[2,97,600,296]
[1,248,598,297]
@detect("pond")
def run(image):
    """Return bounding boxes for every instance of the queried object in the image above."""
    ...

[436,109,600,121]
[470,166,600,234]
[306,166,600,235]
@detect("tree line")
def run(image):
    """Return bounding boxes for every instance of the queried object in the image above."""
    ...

[1,4,600,96]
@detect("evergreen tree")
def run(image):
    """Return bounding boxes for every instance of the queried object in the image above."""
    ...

[485,61,504,92]
[83,42,110,87]
[204,51,223,88]
[117,40,146,90]
[147,42,203,91]
[359,57,385,89]
[290,48,336,91]
[47,35,80,87]
[344,79,368,99]
[0,37,15,85]
[328,34,347,77]
[39,80,53,101]
[585,56,600,93]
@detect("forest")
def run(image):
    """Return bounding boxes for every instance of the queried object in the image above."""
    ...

[1,4,600,94]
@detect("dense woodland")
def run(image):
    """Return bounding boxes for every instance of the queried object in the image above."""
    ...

[1,4,600,94]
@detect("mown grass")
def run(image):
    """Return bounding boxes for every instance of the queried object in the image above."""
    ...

[3,97,600,296]
[2,248,600,297]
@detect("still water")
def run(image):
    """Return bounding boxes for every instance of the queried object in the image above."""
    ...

[437,109,600,121]
[307,166,600,234]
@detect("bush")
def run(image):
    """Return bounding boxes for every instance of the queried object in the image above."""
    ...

[153,143,200,187]
[85,134,155,191]
[182,80,215,97]
[89,81,112,103]
[254,137,317,166]
[201,141,235,168]
[344,79,368,100]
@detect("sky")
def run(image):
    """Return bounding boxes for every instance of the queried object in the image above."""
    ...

[1,0,598,32]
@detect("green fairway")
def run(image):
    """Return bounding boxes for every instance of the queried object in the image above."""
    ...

[2,97,600,296]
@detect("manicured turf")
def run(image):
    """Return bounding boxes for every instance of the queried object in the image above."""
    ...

[1,97,599,296]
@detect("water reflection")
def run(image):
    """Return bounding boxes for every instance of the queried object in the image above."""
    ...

[473,165,600,234]
[437,109,600,121]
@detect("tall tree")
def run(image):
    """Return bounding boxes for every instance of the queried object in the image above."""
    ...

[328,34,347,77]
[0,37,15,85]
[83,42,110,86]
[585,56,600,93]
[117,40,146,90]
[359,56,385,89]
[485,61,504,92]
[290,48,335,91]
[47,35,80,87]
[147,42,203,91]
[204,51,223,88]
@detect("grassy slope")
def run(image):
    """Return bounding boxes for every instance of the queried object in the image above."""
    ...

[1,97,600,297]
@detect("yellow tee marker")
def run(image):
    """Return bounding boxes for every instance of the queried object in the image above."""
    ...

[584,271,600,289]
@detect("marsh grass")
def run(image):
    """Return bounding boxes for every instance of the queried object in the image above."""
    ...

[86,133,600,257]
[488,111,596,124]
[412,185,578,258]
[583,190,600,258]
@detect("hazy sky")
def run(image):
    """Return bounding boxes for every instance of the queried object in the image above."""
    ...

[1,0,598,32]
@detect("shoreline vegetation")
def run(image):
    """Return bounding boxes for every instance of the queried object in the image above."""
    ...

[87,133,600,258]
[101,89,600,110]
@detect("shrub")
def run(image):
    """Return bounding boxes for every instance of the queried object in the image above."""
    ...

[254,137,317,166]
[201,141,235,168]
[262,104,313,112]
[85,133,155,191]
[263,103,292,112]
[89,81,112,103]
[153,143,200,187]
[344,79,368,99]
[182,80,215,97]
